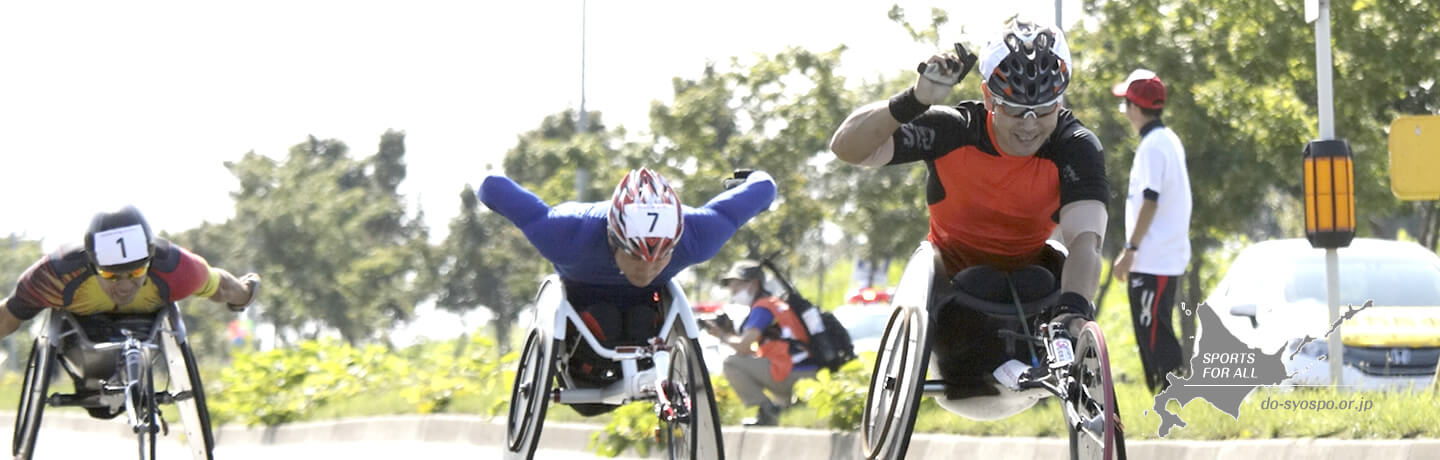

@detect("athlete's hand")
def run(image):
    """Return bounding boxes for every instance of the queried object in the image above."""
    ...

[722,169,753,190]
[229,273,261,312]
[912,43,976,105]
[1112,250,1135,282]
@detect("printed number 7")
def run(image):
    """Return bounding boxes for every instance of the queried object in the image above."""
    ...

[646,212,659,232]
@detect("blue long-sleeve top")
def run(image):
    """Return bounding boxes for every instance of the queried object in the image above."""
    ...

[478,171,777,305]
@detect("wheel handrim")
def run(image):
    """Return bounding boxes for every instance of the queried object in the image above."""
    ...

[666,339,697,459]
[862,306,912,458]
[14,342,50,458]
[13,343,40,455]
[507,330,544,450]
[1069,322,1117,459]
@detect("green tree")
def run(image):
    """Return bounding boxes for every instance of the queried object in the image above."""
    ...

[817,6,983,292]
[164,222,247,360]
[434,185,537,352]
[224,133,429,345]
[646,47,854,292]
[1,235,43,370]
[1067,0,1440,304]
[1,235,43,296]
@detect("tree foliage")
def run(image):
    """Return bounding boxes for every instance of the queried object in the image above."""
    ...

[1067,0,1440,301]
[224,131,430,344]
[0,235,42,298]
[433,185,537,351]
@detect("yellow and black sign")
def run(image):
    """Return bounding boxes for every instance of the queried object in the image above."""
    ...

[1303,139,1355,249]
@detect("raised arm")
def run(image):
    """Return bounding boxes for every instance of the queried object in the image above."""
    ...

[477,175,553,229]
[829,101,902,166]
[678,171,778,261]
[830,50,968,166]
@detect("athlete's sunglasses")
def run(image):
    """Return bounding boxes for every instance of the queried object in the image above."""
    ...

[97,263,149,280]
[993,97,1062,119]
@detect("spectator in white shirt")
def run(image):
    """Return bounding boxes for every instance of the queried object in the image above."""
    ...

[1111,69,1192,393]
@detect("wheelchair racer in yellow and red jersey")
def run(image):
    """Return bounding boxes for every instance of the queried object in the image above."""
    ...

[0,205,260,340]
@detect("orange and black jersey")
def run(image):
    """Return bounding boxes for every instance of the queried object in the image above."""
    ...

[889,101,1108,274]
[5,238,222,320]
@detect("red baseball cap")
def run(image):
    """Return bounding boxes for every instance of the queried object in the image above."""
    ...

[1112,69,1166,109]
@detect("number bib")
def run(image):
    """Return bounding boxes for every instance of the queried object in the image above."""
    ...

[93,224,148,266]
[621,203,679,237]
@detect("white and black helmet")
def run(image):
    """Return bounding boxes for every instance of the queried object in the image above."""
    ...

[979,19,1072,105]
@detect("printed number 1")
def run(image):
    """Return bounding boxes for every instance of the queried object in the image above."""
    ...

[646,212,659,232]
[115,237,127,258]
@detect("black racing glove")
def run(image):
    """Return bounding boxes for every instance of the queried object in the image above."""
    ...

[1043,291,1095,338]
[722,169,753,190]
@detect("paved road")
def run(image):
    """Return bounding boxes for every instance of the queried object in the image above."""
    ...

[27,429,646,459]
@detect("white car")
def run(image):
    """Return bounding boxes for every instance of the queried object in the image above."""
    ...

[831,303,891,354]
[1208,238,1440,391]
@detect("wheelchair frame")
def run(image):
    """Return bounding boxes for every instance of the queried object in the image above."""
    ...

[12,304,215,460]
[861,242,1127,460]
[505,274,725,460]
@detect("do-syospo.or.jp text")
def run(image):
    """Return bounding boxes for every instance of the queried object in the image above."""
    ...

[1258,396,1373,413]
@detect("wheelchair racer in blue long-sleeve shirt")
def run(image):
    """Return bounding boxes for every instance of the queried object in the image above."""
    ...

[479,168,776,415]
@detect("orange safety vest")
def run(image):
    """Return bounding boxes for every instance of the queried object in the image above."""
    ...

[748,297,810,381]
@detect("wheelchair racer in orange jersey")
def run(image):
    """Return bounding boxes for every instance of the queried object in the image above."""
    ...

[829,19,1109,396]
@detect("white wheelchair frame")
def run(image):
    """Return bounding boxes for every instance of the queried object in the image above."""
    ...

[13,304,215,460]
[506,274,724,460]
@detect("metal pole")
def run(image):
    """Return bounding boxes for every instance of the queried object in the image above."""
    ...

[1314,0,1342,387]
[575,0,590,201]
[578,0,589,135]
[1055,0,1063,29]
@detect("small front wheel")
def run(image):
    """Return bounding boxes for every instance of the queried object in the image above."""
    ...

[131,356,159,460]
[663,333,723,460]
[1066,321,1126,460]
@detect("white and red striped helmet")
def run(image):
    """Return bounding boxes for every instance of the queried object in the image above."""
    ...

[607,168,684,262]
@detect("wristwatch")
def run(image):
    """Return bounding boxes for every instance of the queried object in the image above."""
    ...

[1124,242,1139,251]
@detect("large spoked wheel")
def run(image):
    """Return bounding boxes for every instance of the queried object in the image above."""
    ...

[1067,321,1126,460]
[506,328,556,459]
[12,340,55,460]
[861,304,930,460]
[663,334,724,460]
[162,330,216,459]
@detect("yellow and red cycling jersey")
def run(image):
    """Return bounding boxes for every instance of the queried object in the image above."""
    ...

[5,238,220,319]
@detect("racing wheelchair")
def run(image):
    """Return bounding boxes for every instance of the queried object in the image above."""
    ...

[13,304,215,460]
[505,275,724,460]
[861,242,1126,460]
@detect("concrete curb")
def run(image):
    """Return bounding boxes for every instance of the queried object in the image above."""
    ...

[5,412,1439,459]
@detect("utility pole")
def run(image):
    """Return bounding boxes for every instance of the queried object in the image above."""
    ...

[574,0,591,201]
[1055,0,1063,29]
